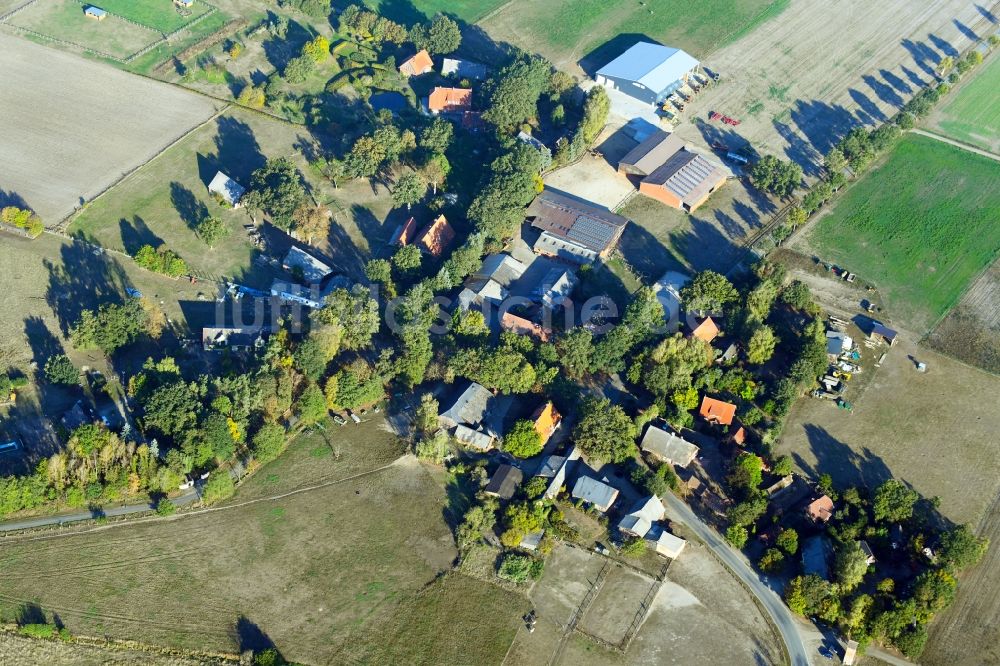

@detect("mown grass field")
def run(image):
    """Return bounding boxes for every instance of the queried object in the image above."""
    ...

[92,0,212,32]
[479,0,789,71]
[802,134,1000,333]
[0,420,525,664]
[362,0,505,24]
[931,54,1000,153]
[9,0,161,59]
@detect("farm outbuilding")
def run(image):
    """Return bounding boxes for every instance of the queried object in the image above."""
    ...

[595,42,700,106]
[571,476,619,512]
[640,424,700,467]
[618,495,666,538]
[441,58,488,80]
[485,464,523,499]
[174,0,194,7]
[83,5,107,19]
[699,396,736,426]
[208,171,245,208]
[283,246,334,285]
[619,130,727,212]
[869,322,898,345]
[526,190,629,265]
[646,524,686,558]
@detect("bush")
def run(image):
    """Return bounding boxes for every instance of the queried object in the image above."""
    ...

[415,430,450,463]
[498,554,542,583]
[502,419,543,458]
[156,498,176,516]
[0,206,44,237]
[251,422,287,464]
[133,245,187,277]
[726,524,749,549]
[201,472,235,505]
[620,536,647,557]
[44,354,78,385]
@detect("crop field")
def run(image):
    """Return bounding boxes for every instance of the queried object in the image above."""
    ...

[8,0,161,59]
[0,420,524,664]
[797,134,1000,334]
[69,106,393,283]
[925,256,1000,373]
[479,0,788,73]
[929,54,1000,153]
[88,0,212,33]
[0,32,219,223]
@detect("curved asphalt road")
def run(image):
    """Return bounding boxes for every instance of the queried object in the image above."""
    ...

[0,488,200,532]
[663,491,811,666]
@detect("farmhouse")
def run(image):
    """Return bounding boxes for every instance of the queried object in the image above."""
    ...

[639,424,699,467]
[441,58,488,80]
[699,396,736,426]
[399,50,433,77]
[84,5,107,20]
[416,215,455,257]
[283,246,334,285]
[427,87,473,114]
[390,216,418,246]
[485,464,523,499]
[618,495,666,538]
[530,401,562,443]
[595,42,700,106]
[202,326,268,351]
[61,401,91,431]
[544,446,580,499]
[500,311,550,342]
[571,476,619,512]
[526,190,629,264]
[646,524,687,558]
[438,382,506,444]
[208,171,245,208]
[806,494,836,524]
[619,131,726,212]
[174,0,194,7]
[690,316,720,343]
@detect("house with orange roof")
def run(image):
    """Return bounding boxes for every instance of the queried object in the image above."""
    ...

[805,495,835,524]
[390,216,418,246]
[399,49,433,77]
[500,311,550,342]
[428,87,473,114]
[729,424,746,446]
[690,316,719,343]
[530,401,562,443]
[416,214,455,257]
[699,396,736,426]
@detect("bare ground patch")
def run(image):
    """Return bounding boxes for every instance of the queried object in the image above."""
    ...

[924,257,1000,374]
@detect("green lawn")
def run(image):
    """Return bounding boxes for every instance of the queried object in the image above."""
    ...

[90,0,212,32]
[479,0,788,69]
[10,0,161,59]
[933,55,1000,153]
[805,134,1000,332]
[363,0,505,24]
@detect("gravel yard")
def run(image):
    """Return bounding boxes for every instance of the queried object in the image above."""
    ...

[0,33,219,223]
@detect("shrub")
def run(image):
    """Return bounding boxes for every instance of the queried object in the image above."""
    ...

[498,554,542,583]
[502,419,543,458]
[133,245,187,277]
[44,354,78,385]
[156,498,176,516]
[620,536,647,557]
[726,524,749,549]
[202,472,235,505]
[0,206,44,237]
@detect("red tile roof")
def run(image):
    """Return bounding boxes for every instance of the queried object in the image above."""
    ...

[428,87,472,113]
[500,311,550,342]
[699,396,736,426]
[531,401,562,441]
[690,316,719,343]
[806,495,835,523]
[417,215,455,257]
[396,216,418,245]
[400,49,433,76]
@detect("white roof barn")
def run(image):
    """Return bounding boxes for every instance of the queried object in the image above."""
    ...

[646,524,686,558]
[640,424,699,467]
[208,171,245,207]
[595,42,700,105]
[618,495,666,538]
[283,246,334,285]
[571,476,619,512]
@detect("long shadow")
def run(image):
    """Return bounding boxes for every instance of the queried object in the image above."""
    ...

[848,88,886,124]
[928,33,959,58]
[953,19,980,42]
[901,38,942,78]
[772,119,821,177]
[880,68,912,95]
[16,602,47,626]
[976,4,998,23]
[214,116,266,184]
[44,240,133,336]
[119,216,163,255]
[787,99,858,160]
[862,74,903,110]
[0,188,30,209]
[794,424,893,491]
[233,615,280,655]
[169,182,209,232]
[665,213,744,274]
[262,19,314,71]
[579,33,661,76]
[900,65,926,89]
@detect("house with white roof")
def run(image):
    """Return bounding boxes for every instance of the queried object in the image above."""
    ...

[618,495,666,538]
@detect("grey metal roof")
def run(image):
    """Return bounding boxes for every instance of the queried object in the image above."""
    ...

[454,424,494,450]
[571,476,619,509]
[640,425,699,467]
[441,58,488,80]
[485,464,523,499]
[617,495,665,538]
[597,42,699,94]
[439,382,493,428]
[475,253,527,287]
[619,131,685,176]
[537,455,566,478]
[284,246,334,285]
[527,191,628,255]
[208,171,245,205]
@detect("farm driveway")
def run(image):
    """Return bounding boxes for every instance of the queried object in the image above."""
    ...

[0,33,219,222]
[674,0,995,171]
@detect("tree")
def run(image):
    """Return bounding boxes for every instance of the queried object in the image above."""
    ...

[572,398,636,464]
[201,413,236,460]
[772,455,793,478]
[328,361,383,410]
[252,423,286,464]
[556,328,593,379]
[415,430,450,463]
[449,345,536,394]
[202,472,235,505]
[411,14,461,54]
[315,286,379,350]
[730,451,764,490]
[291,203,330,244]
[143,381,200,437]
[776,528,798,555]
[156,498,176,516]
[418,118,453,154]
[620,536,647,557]
[749,154,802,197]
[681,271,738,314]
[727,496,768,527]
[913,569,956,617]
[71,299,147,355]
[825,147,847,174]
[873,479,918,523]
[134,245,187,277]
[835,541,871,591]
[236,84,265,109]
[44,354,78,385]
[578,86,610,145]
[293,338,327,381]
[726,524,748,549]
[392,244,422,274]
[481,56,551,128]
[301,35,329,62]
[295,382,327,426]
[196,216,228,247]
[747,325,777,364]
[937,524,989,571]
[392,172,426,210]
[503,419,543,458]
[498,554,541,582]
[759,548,785,572]
[283,55,315,84]
[419,153,450,194]
[243,158,306,230]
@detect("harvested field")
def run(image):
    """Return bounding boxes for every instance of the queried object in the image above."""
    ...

[0,630,234,666]
[479,0,788,74]
[924,257,1000,374]
[68,106,394,282]
[0,32,219,223]
[928,53,1000,153]
[778,336,1000,526]
[794,134,1000,334]
[8,0,161,60]
[674,0,992,172]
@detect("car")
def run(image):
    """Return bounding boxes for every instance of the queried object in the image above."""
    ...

[333,415,347,426]
[818,646,835,659]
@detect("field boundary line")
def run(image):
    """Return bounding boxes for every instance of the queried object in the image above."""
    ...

[0,0,37,22]
[58,103,229,231]
[909,128,1000,163]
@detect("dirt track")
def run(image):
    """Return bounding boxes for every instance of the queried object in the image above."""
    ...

[675,0,997,172]
[0,32,219,222]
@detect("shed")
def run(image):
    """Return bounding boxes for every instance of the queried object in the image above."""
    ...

[699,396,736,426]
[174,0,194,7]
[485,464,523,499]
[595,42,700,105]
[441,58,488,80]
[208,171,245,207]
[859,540,876,565]
[399,49,433,77]
[519,529,545,551]
[283,246,334,285]
[534,267,578,309]
[618,495,665,538]
[84,5,107,19]
[571,476,619,512]
[870,322,898,345]
[474,253,527,287]
[453,424,494,450]
[646,524,686,558]
[826,331,853,356]
[537,454,566,478]
[639,424,699,467]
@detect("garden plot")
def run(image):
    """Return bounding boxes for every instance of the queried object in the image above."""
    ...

[0,32,219,223]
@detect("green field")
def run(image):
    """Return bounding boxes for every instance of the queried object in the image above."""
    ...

[88,0,212,32]
[10,0,161,59]
[479,0,788,69]
[363,0,505,24]
[804,134,1000,332]
[932,54,1000,153]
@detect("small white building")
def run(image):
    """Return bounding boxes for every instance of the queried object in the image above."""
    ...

[646,524,686,558]
[618,495,666,538]
[208,171,246,208]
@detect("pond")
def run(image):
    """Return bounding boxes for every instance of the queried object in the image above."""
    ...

[369,91,408,114]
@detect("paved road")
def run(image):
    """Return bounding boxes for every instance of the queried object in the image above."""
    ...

[911,128,1000,162]
[0,489,199,532]
[663,491,812,666]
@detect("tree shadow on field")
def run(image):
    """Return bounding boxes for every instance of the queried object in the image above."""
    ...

[16,602,47,626]
[119,216,163,255]
[0,188,30,210]
[794,424,893,491]
[848,88,886,125]
[170,182,210,232]
[23,316,64,369]
[953,19,980,42]
[262,18,314,71]
[901,66,927,90]
[928,33,958,59]
[579,33,661,76]
[44,240,132,337]
[976,4,998,23]
[233,615,282,655]
[863,74,904,110]
[665,214,743,274]
[901,39,942,78]
[880,69,912,95]
[788,99,858,160]
[201,116,266,187]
